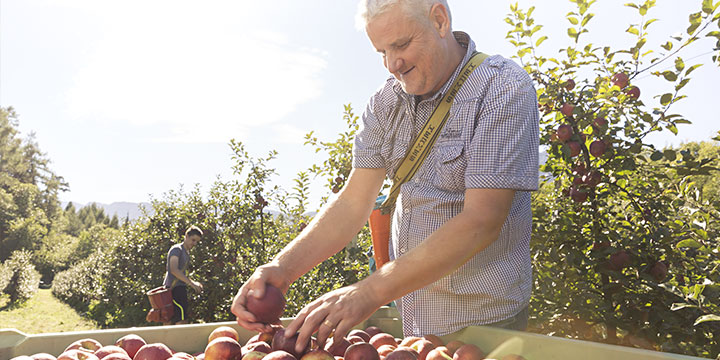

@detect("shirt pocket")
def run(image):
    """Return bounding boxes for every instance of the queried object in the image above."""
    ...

[432,142,466,192]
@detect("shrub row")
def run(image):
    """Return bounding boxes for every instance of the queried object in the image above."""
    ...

[0,250,41,305]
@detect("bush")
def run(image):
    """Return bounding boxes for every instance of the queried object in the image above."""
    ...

[51,249,110,312]
[1,250,41,305]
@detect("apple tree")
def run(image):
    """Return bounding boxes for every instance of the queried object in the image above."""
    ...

[505,0,720,357]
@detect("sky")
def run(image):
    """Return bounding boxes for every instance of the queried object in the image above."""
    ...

[1,0,719,210]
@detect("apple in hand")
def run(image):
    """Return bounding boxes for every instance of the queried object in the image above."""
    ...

[247,285,286,324]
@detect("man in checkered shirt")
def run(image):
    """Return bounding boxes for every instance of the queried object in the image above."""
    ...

[231,0,539,349]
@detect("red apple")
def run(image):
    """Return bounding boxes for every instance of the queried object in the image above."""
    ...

[265,351,297,360]
[650,261,668,282]
[364,327,383,339]
[98,354,130,360]
[589,140,607,157]
[569,186,588,203]
[625,86,640,99]
[11,356,33,360]
[94,346,128,360]
[556,124,573,142]
[560,103,575,117]
[205,337,243,360]
[348,330,371,343]
[243,351,269,360]
[566,141,581,157]
[369,334,397,349]
[425,348,452,360]
[398,337,422,348]
[133,343,173,360]
[344,343,380,360]
[451,344,484,360]
[64,339,102,353]
[209,326,240,343]
[246,285,286,324]
[593,117,608,130]
[564,79,576,91]
[347,336,366,344]
[31,354,57,360]
[583,171,602,188]
[611,72,629,88]
[244,341,272,355]
[385,349,418,360]
[115,334,147,359]
[301,349,335,360]
[409,340,435,360]
[444,341,464,356]
[57,350,99,360]
[326,337,352,357]
[272,328,310,359]
[608,250,631,271]
[377,345,397,358]
[170,353,194,360]
[421,336,443,348]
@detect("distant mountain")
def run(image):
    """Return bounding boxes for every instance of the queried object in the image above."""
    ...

[62,201,152,221]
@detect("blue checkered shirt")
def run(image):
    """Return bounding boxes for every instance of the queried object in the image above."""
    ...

[352,32,539,336]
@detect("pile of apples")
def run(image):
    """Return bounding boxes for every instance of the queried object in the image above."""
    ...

[10,333,174,360]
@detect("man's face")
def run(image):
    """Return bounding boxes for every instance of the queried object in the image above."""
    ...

[184,234,201,250]
[366,4,445,98]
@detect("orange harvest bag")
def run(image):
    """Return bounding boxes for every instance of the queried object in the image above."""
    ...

[368,208,391,269]
[146,286,174,323]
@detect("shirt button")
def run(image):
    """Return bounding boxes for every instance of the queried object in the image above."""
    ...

[403,208,410,214]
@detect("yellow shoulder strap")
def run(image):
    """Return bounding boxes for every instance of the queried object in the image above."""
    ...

[380,52,489,213]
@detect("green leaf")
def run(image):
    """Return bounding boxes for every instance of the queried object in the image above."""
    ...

[625,3,639,9]
[688,12,702,34]
[676,78,690,91]
[695,314,720,325]
[668,123,679,135]
[651,150,664,161]
[662,71,678,81]
[626,25,639,36]
[677,239,703,248]
[643,18,658,30]
[639,5,648,15]
[671,303,698,311]
[568,16,579,25]
[536,36,548,47]
[660,93,673,105]
[706,30,720,39]
[675,57,685,71]
[702,0,714,14]
[582,13,595,27]
[664,149,677,161]
[568,27,578,38]
[661,41,673,51]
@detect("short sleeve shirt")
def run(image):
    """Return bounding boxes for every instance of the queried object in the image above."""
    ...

[163,243,190,289]
[352,32,539,336]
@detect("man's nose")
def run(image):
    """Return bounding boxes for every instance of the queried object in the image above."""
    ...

[385,54,403,74]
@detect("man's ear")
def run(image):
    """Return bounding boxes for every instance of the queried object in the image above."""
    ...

[429,3,450,37]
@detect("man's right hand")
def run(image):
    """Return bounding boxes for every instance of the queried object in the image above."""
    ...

[231,263,289,333]
[189,280,203,292]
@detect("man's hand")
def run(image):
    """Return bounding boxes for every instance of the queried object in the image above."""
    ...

[189,280,203,292]
[284,282,384,355]
[231,263,289,333]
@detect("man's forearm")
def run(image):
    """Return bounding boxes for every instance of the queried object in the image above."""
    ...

[170,269,193,286]
[273,168,385,283]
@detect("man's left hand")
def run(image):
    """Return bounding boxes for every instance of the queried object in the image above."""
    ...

[284,283,384,355]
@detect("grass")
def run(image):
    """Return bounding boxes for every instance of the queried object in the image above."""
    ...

[0,289,99,334]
